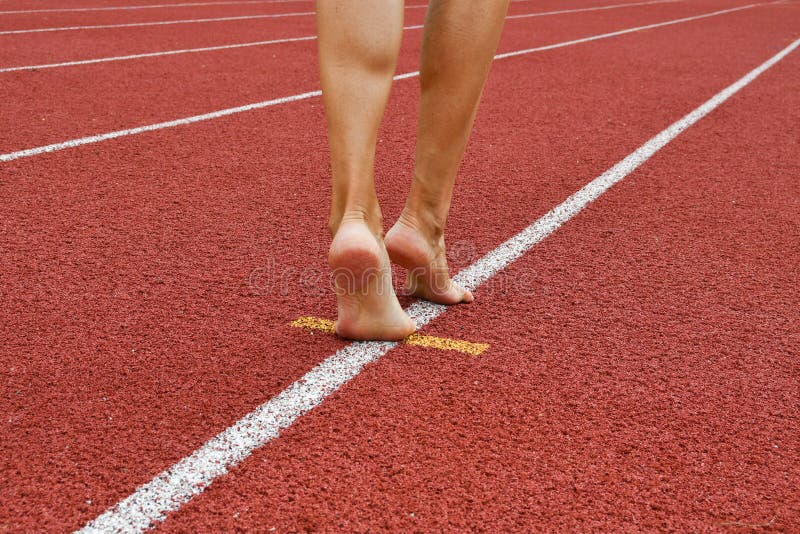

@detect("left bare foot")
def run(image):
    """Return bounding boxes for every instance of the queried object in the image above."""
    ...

[329,220,417,341]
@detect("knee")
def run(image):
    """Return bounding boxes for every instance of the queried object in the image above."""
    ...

[361,51,398,77]
[344,36,399,76]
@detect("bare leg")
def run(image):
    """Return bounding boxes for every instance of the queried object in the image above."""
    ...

[386,0,509,304]
[317,0,415,340]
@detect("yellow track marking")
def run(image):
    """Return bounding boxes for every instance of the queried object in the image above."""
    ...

[290,316,489,356]
[291,316,336,333]
[404,333,489,356]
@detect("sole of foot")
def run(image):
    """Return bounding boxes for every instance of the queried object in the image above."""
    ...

[385,218,474,305]
[329,220,416,341]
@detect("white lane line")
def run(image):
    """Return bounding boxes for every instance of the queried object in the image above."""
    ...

[0,28,417,73]
[76,35,800,534]
[0,5,427,35]
[0,11,311,34]
[0,3,766,163]
[506,0,682,20]
[0,0,683,73]
[494,2,771,60]
[0,0,313,15]
[0,34,320,73]
[0,0,577,15]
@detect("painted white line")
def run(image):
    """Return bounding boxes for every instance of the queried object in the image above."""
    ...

[0,0,519,14]
[0,0,682,73]
[0,89,324,162]
[0,0,525,15]
[0,0,313,15]
[0,11,310,34]
[76,35,800,534]
[506,0,682,20]
[494,2,768,60]
[0,5,426,35]
[0,3,766,163]
[0,28,410,73]
[0,34,320,73]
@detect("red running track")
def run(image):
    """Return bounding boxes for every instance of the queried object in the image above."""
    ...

[1,0,799,531]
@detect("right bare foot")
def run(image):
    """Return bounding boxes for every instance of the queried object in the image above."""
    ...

[385,213,474,305]
[329,220,416,341]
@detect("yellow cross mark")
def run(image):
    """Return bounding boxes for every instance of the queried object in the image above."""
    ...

[290,316,489,356]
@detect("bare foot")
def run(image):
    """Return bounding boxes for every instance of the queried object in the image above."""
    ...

[385,214,474,305]
[329,220,416,341]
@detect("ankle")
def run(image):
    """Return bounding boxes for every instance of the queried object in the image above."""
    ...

[329,207,384,239]
[396,207,445,245]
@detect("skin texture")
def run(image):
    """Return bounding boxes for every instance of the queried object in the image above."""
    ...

[317,0,509,340]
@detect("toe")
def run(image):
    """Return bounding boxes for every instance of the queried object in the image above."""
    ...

[460,287,475,303]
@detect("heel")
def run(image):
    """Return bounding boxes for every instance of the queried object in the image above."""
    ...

[385,224,430,271]
[329,222,382,293]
